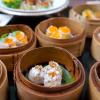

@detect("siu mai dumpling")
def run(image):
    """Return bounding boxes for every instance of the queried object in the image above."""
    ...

[43,61,62,87]
[28,65,44,84]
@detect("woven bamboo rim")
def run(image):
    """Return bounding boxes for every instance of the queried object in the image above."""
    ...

[0,60,8,100]
[0,60,7,88]
[93,27,100,42]
[14,47,85,93]
[91,27,100,61]
[0,62,2,81]
[90,62,100,91]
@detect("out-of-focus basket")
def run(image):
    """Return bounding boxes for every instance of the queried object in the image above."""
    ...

[0,24,36,72]
[14,47,85,100]
[91,27,100,61]
[35,17,85,57]
[69,4,100,38]
[0,60,8,100]
[89,62,100,100]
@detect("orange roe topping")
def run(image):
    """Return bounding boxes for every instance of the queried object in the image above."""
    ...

[47,25,58,33]
[4,38,13,44]
[48,71,57,77]
[59,26,71,34]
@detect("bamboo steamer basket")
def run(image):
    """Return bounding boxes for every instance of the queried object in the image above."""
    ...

[91,27,100,61]
[14,47,85,100]
[69,4,100,38]
[0,24,36,72]
[0,60,8,100]
[89,62,100,100]
[35,17,85,57]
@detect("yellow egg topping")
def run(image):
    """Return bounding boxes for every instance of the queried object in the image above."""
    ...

[4,38,16,47]
[49,31,61,39]
[48,26,58,33]
[59,26,71,34]
[58,26,72,39]
[46,25,73,39]
[4,38,13,44]
[16,31,25,41]
[46,25,58,35]
[16,31,28,44]
[46,25,61,39]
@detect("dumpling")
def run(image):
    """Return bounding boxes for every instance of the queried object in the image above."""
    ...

[46,25,73,39]
[14,31,28,46]
[28,61,62,87]
[4,36,17,48]
[46,25,61,39]
[43,61,62,87]
[82,9,96,20]
[28,65,44,84]
[58,26,73,39]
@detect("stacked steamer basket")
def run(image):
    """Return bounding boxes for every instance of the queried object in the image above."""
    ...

[35,17,86,57]
[89,62,100,100]
[0,60,8,100]
[0,24,36,72]
[91,27,100,61]
[14,47,85,100]
[69,4,100,38]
